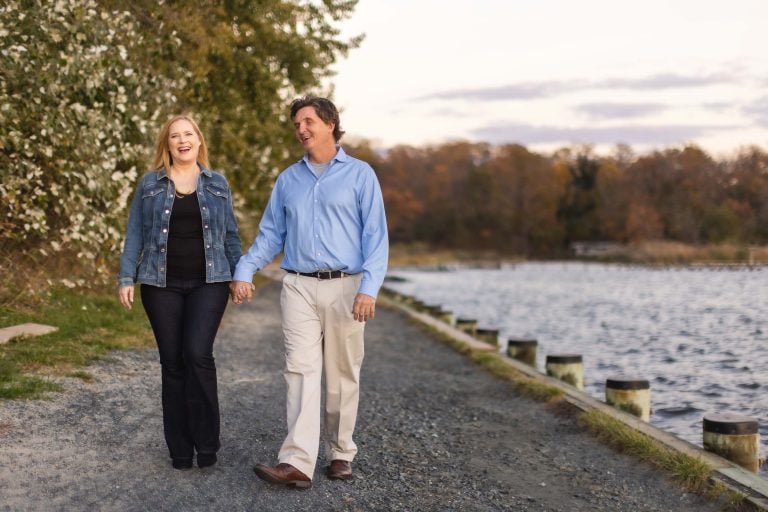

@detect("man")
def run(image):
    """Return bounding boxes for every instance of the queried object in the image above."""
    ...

[231,96,388,488]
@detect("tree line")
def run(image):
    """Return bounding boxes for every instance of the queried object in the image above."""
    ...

[346,141,768,257]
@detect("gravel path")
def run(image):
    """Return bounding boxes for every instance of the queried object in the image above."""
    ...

[0,281,728,511]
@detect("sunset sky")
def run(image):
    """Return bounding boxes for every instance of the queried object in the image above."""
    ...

[329,0,768,156]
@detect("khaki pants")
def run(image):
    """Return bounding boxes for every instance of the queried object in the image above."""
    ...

[277,272,365,478]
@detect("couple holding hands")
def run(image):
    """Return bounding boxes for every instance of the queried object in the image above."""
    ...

[117,96,388,488]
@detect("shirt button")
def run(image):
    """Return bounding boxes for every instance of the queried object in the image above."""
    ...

[206,245,211,248]
[208,263,212,266]
[160,267,164,271]
[162,228,167,233]
[164,209,170,214]
[160,248,165,253]
[204,225,209,229]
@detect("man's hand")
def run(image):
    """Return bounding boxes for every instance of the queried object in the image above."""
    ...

[352,293,376,322]
[118,285,134,310]
[230,280,255,304]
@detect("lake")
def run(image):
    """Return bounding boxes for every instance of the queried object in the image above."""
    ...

[385,262,768,465]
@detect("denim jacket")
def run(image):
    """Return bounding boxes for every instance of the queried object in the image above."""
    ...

[118,166,242,288]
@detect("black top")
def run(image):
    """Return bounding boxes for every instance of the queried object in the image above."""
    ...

[166,193,206,279]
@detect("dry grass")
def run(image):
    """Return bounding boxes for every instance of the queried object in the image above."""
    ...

[388,243,520,267]
[623,241,768,265]
[388,241,768,267]
[578,409,756,509]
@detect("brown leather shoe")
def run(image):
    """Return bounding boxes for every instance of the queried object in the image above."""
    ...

[253,463,312,489]
[327,459,353,480]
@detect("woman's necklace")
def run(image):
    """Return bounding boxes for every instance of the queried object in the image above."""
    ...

[170,165,198,199]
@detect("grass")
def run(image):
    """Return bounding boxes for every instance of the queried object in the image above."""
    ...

[0,286,154,399]
[618,241,768,265]
[387,241,768,268]
[0,271,274,400]
[388,243,520,267]
[578,409,755,510]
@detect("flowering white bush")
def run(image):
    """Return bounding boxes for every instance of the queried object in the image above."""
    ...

[0,0,175,269]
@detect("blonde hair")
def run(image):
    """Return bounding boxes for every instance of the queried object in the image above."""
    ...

[151,114,210,170]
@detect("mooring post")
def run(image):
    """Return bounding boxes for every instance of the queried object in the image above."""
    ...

[475,327,499,346]
[703,413,761,472]
[507,338,537,367]
[455,318,477,336]
[438,309,455,326]
[605,377,651,422]
[545,354,584,390]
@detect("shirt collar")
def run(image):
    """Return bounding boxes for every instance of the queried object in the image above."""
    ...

[156,162,211,180]
[301,146,348,168]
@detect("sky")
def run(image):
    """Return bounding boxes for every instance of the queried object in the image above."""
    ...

[328,0,768,157]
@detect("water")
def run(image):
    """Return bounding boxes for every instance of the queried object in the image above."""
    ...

[386,262,768,463]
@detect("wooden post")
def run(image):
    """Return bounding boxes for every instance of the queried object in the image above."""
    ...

[475,328,499,346]
[545,354,584,390]
[703,413,761,472]
[605,377,651,422]
[506,338,537,367]
[455,318,477,336]
[438,309,455,326]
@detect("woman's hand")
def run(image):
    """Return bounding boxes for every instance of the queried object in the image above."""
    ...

[119,285,134,310]
[230,280,254,304]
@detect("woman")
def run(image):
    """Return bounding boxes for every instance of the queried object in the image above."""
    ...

[118,115,242,470]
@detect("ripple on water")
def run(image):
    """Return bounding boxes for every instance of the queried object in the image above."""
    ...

[655,405,704,417]
[698,383,726,398]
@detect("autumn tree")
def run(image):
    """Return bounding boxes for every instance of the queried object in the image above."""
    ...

[556,152,601,245]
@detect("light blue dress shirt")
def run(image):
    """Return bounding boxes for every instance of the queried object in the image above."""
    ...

[234,147,389,297]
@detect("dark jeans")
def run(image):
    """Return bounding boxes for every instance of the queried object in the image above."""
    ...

[141,278,230,461]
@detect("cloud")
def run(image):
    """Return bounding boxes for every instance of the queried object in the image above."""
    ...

[470,122,733,146]
[417,72,734,102]
[428,107,474,118]
[420,81,576,101]
[742,96,768,126]
[598,72,731,90]
[576,102,667,120]
[703,101,732,112]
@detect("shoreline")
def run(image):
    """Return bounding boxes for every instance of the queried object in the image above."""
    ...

[380,286,768,510]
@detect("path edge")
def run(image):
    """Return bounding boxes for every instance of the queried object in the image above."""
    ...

[377,292,768,511]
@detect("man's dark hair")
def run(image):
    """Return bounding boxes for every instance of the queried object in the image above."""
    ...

[290,95,345,142]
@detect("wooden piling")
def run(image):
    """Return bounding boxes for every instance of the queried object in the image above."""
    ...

[545,354,584,390]
[703,413,760,472]
[455,318,477,336]
[506,338,537,367]
[605,377,651,422]
[475,328,499,346]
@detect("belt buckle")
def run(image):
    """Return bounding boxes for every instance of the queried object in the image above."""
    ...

[319,271,332,280]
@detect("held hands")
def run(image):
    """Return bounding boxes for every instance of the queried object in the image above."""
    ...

[352,293,376,322]
[118,285,134,310]
[230,280,255,304]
